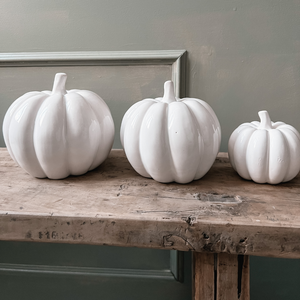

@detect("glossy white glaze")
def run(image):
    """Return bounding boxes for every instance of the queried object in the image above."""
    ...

[2,73,115,179]
[120,81,221,184]
[228,110,300,184]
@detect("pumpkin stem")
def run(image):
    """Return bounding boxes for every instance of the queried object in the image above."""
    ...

[161,81,176,103]
[52,73,67,95]
[258,110,273,129]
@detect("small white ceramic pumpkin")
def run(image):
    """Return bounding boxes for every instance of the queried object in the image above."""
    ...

[3,73,115,179]
[228,110,300,184]
[120,80,221,184]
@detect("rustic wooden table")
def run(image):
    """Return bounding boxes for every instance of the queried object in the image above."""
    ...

[1,148,299,299]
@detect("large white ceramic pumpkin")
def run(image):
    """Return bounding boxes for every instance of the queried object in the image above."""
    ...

[228,110,300,184]
[120,81,221,183]
[3,73,115,179]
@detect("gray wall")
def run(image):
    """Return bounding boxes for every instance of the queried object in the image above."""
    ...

[1,1,300,299]
[1,0,300,151]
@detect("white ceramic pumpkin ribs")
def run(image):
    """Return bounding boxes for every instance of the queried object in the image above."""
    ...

[3,73,115,179]
[120,81,221,184]
[228,110,300,184]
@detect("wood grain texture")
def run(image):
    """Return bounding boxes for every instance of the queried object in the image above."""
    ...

[193,253,250,300]
[1,148,300,258]
[217,253,238,300]
[239,256,250,300]
[193,252,214,300]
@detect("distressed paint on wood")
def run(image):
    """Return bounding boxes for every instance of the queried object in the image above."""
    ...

[1,149,300,258]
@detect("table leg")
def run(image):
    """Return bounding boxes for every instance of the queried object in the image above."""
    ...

[193,252,250,300]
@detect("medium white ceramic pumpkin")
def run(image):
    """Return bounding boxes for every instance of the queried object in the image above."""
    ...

[228,110,300,184]
[3,73,115,179]
[120,80,221,183]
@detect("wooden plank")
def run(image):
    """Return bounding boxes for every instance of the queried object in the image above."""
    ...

[193,252,214,300]
[217,253,239,300]
[239,256,250,300]
[193,253,250,300]
[1,148,300,258]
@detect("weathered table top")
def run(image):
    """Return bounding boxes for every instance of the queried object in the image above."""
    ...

[1,148,300,258]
